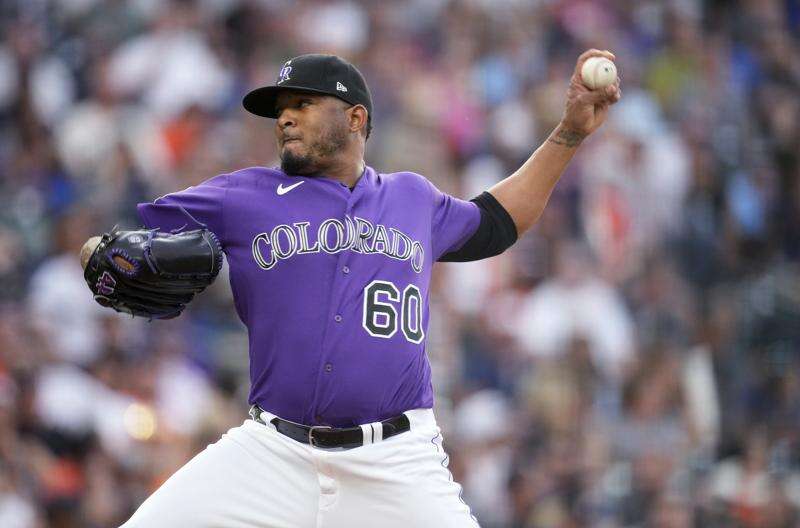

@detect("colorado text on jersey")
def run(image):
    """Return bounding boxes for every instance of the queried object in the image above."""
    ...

[251,215,425,272]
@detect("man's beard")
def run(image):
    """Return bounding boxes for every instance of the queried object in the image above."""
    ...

[280,150,316,175]
[280,124,348,175]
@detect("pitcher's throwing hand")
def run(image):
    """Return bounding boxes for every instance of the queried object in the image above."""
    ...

[552,49,622,148]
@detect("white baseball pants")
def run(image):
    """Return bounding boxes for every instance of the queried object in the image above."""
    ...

[120,409,479,527]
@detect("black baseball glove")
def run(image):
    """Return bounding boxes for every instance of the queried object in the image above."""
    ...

[83,228,223,320]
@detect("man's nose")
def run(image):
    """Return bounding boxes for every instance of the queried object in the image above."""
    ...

[277,109,297,129]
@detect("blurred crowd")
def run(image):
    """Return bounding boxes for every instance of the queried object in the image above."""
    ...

[1,0,799,526]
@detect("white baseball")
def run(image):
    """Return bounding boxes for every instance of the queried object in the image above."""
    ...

[580,57,618,90]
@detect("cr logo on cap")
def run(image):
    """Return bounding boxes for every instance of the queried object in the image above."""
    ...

[277,60,292,84]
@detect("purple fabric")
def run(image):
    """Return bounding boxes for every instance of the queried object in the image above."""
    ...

[137,166,479,427]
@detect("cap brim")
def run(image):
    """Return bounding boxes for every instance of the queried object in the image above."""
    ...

[242,85,344,118]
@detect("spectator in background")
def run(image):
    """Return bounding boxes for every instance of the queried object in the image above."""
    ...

[513,241,635,383]
[27,208,107,366]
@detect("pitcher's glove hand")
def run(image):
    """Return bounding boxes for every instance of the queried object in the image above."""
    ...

[83,228,223,319]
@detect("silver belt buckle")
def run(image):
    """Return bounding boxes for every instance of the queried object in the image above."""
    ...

[308,425,332,448]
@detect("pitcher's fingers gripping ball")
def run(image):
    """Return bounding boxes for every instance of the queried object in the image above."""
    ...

[83,228,223,319]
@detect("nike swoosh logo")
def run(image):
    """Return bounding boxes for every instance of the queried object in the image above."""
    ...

[277,181,305,195]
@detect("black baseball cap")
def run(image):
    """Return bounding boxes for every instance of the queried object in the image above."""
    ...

[242,54,373,120]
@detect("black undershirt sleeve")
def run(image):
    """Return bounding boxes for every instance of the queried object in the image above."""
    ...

[438,191,518,262]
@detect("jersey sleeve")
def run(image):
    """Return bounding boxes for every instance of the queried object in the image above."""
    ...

[137,174,229,241]
[429,181,481,261]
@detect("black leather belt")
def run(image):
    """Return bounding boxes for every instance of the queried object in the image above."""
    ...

[250,405,410,449]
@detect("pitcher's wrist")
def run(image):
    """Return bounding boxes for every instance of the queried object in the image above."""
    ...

[547,124,586,148]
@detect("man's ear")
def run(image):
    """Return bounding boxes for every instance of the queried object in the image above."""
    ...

[348,105,368,135]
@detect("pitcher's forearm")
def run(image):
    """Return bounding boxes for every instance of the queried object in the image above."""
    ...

[487,124,584,235]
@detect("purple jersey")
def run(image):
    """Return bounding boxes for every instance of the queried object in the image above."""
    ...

[138,167,479,427]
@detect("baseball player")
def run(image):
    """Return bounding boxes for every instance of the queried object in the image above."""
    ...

[83,50,620,527]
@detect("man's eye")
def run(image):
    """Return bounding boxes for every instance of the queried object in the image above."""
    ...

[299,100,311,108]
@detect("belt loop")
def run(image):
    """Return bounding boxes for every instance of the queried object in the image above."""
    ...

[359,424,372,445]
[372,421,383,442]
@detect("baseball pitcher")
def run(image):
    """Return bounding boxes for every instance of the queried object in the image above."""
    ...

[82,50,620,527]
